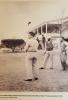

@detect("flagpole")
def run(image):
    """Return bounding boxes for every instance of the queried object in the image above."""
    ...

[27,21,31,34]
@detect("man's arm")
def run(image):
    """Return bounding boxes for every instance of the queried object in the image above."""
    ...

[23,41,29,52]
[44,42,47,54]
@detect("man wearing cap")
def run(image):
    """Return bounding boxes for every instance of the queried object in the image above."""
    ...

[40,37,54,69]
[23,32,39,81]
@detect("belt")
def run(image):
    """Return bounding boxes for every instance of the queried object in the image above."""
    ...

[26,51,36,52]
[47,50,53,51]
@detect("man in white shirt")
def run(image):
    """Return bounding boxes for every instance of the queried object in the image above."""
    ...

[23,32,39,81]
[40,37,54,69]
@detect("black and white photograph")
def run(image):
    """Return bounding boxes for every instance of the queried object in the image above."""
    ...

[0,0,68,93]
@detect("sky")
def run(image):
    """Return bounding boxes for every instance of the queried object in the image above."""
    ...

[0,0,68,39]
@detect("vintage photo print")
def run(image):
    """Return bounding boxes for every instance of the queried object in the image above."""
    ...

[0,0,68,94]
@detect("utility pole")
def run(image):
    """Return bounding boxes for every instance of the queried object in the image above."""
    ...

[60,7,65,37]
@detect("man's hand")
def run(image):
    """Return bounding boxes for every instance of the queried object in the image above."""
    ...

[44,51,46,54]
[43,50,46,55]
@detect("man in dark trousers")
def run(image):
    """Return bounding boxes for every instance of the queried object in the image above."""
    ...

[42,35,46,50]
[60,37,67,71]
[37,37,42,50]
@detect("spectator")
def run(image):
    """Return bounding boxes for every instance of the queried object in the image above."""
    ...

[37,37,42,50]
[42,35,46,50]
[60,37,67,71]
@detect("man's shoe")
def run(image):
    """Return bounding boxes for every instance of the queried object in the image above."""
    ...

[24,79,32,81]
[34,77,38,80]
[63,69,67,71]
[39,67,45,69]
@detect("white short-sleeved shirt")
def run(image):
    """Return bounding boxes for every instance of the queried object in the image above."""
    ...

[24,38,38,52]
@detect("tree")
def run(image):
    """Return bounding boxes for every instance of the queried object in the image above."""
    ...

[1,39,26,52]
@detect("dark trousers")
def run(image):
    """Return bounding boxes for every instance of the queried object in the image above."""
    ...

[61,61,67,70]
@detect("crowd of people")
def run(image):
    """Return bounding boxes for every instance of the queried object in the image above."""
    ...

[23,32,68,82]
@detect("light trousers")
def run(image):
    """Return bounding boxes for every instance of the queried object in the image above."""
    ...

[25,52,39,79]
[43,50,53,68]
